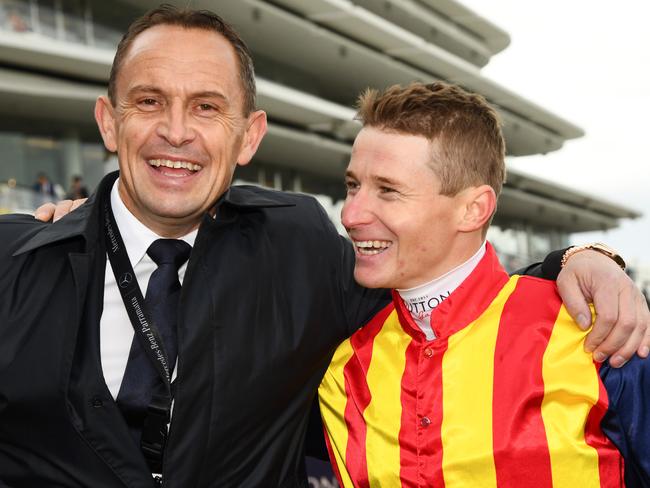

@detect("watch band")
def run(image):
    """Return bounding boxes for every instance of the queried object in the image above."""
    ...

[560,243,626,270]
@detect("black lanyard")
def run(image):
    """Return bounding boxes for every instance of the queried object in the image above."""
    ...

[103,193,173,475]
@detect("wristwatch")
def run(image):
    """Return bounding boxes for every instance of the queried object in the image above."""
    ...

[561,243,626,270]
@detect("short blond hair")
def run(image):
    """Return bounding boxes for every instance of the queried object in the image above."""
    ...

[355,82,506,198]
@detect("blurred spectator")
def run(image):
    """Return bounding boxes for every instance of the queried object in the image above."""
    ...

[32,172,56,198]
[66,175,89,200]
[0,0,31,33]
[8,10,28,32]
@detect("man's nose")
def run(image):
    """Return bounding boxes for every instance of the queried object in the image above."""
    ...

[157,102,195,146]
[341,191,372,229]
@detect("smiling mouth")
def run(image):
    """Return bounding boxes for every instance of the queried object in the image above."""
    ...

[354,240,392,255]
[147,159,202,175]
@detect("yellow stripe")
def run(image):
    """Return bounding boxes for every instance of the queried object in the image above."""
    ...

[541,305,601,487]
[364,310,411,487]
[440,277,518,488]
[319,338,356,488]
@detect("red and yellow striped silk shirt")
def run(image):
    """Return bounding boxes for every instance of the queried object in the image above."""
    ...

[319,243,624,487]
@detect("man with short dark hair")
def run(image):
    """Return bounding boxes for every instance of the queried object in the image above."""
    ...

[1,5,647,487]
[32,171,56,197]
[319,82,650,487]
[66,176,89,200]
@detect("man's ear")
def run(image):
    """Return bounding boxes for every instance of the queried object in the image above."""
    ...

[236,110,268,167]
[95,96,118,153]
[458,185,497,233]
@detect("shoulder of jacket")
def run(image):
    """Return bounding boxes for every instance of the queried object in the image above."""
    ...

[0,214,49,251]
[229,186,333,225]
[0,212,42,226]
[228,185,318,207]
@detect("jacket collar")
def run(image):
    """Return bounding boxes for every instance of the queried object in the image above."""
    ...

[221,184,297,208]
[14,174,296,256]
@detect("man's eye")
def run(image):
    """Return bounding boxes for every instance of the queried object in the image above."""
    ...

[198,103,216,111]
[345,180,359,191]
[379,186,396,193]
[137,98,160,109]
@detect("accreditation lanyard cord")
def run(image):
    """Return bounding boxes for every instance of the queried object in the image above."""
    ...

[102,195,173,475]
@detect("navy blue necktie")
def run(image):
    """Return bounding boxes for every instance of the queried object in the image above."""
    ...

[116,238,192,443]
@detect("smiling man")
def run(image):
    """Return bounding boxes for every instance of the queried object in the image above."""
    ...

[318,82,650,487]
[95,15,265,238]
[0,5,648,488]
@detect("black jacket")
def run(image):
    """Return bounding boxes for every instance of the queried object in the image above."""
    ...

[0,172,388,487]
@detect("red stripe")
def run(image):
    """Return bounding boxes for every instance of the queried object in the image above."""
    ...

[397,339,420,486]
[323,426,345,488]
[584,364,625,487]
[394,291,448,486]
[397,338,449,488]
[343,303,394,487]
[422,337,448,487]
[492,277,556,488]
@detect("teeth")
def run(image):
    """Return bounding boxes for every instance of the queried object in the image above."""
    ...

[147,159,201,171]
[354,240,391,255]
[355,240,391,249]
[358,248,383,255]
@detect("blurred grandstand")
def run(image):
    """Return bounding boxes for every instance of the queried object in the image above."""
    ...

[0,0,640,269]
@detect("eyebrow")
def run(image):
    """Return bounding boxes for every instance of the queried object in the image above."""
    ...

[126,85,230,104]
[345,170,402,187]
[191,91,229,103]
[126,85,164,98]
[373,175,401,186]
